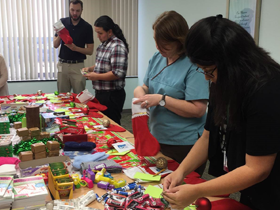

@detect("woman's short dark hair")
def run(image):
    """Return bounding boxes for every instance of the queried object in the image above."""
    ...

[153,11,189,55]
[70,0,83,10]
[94,15,129,52]
[185,15,280,128]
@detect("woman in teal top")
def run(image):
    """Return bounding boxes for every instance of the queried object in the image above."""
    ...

[134,11,209,175]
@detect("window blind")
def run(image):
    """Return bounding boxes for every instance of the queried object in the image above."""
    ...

[0,0,67,81]
[0,0,138,81]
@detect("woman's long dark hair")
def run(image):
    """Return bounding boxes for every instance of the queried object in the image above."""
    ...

[185,15,280,129]
[94,15,129,52]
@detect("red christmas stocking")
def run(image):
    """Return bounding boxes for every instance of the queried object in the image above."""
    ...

[54,20,73,44]
[132,98,160,156]
[88,111,103,118]
[73,93,107,111]
[59,28,73,44]
[87,99,107,111]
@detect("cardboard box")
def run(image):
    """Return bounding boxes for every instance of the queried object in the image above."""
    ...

[18,156,73,200]
[0,116,10,134]
[19,151,33,162]
[29,127,40,137]
[20,165,49,177]
[34,151,47,159]
[0,103,28,112]
[21,135,31,141]
[47,149,59,157]
[0,134,14,157]
[19,155,70,169]
[17,127,29,136]
[31,142,46,153]
[47,141,60,150]
[14,122,22,129]
[40,131,50,138]
[41,113,69,131]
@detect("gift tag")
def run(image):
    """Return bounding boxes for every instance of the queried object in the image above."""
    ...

[112,142,134,153]
[57,65,62,72]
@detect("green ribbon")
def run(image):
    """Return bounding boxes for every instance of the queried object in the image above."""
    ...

[8,113,25,123]
[13,137,62,156]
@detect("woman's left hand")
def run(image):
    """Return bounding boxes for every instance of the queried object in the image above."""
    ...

[133,94,162,108]
[162,184,199,209]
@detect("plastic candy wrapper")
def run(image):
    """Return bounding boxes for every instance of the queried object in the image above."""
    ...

[80,68,89,75]
[81,159,123,174]
[79,190,96,207]
[53,20,73,44]
[52,199,78,210]
[76,89,95,104]
[48,196,100,210]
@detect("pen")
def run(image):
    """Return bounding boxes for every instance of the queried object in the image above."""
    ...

[153,168,166,176]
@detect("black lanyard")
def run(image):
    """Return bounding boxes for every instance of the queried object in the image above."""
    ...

[151,56,181,80]
[219,121,227,151]
[219,106,229,152]
[219,106,230,172]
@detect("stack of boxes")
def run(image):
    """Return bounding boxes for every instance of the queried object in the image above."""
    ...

[16,128,30,141]
[16,127,52,162]
[18,142,48,162]
[31,142,46,159]
[16,127,50,142]
[19,151,33,162]
[29,127,40,139]
[40,131,51,139]
[0,116,10,134]
[47,141,60,157]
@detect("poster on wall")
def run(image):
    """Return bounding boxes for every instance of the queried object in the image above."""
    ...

[226,0,262,44]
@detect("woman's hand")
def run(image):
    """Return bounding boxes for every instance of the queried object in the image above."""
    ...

[133,94,162,108]
[163,184,199,209]
[163,170,185,192]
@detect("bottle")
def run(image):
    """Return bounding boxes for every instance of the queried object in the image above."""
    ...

[21,114,26,128]
[40,114,42,131]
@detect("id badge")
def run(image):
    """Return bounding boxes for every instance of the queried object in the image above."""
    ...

[58,65,62,73]
[223,150,229,172]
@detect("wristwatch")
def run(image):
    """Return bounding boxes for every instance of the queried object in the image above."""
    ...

[159,94,166,106]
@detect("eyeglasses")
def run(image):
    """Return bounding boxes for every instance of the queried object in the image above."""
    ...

[196,66,217,78]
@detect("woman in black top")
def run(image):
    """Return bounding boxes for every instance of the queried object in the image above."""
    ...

[162,15,280,210]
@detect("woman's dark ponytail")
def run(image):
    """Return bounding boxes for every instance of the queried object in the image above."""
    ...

[94,15,129,52]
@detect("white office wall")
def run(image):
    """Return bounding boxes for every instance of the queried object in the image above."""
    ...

[258,1,280,61]
[138,0,280,85]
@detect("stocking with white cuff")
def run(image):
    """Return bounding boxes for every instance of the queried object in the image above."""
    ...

[132,98,160,156]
